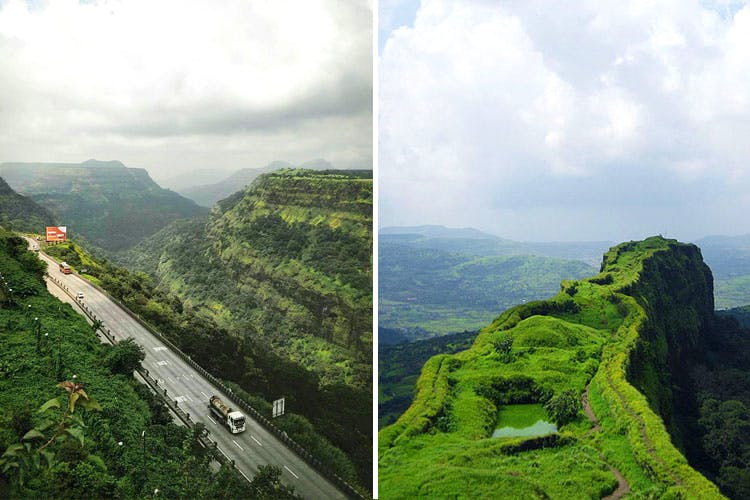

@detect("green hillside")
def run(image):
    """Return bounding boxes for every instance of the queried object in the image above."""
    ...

[0,177,56,233]
[121,169,373,386]
[114,168,372,488]
[0,229,289,498]
[379,331,477,429]
[379,237,728,498]
[379,242,597,340]
[0,160,207,251]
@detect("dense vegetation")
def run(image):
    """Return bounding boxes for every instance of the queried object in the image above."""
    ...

[0,228,298,499]
[43,239,369,493]
[379,330,476,428]
[379,240,596,340]
[379,237,724,498]
[46,169,373,492]
[0,177,55,234]
[0,160,206,251]
[667,309,750,498]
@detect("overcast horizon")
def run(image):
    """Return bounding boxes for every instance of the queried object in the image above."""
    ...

[380,0,750,243]
[0,0,372,182]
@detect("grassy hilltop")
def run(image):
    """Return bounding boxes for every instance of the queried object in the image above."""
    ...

[379,236,724,498]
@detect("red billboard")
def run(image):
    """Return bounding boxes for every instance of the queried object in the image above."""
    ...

[46,226,67,242]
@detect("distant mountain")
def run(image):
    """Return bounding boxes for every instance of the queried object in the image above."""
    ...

[695,234,750,248]
[380,224,610,265]
[0,160,207,251]
[0,176,56,233]
[180,159,333,207]
[154,167,236,192]
[380,225,502,240]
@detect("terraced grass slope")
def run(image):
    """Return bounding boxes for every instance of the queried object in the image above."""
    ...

[379,237,724,498]
[0,160,206,251]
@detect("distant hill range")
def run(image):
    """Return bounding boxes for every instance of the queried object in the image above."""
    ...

[0,160,207,251]
[179,159,334,207]
[380,225,611,265]
[0,176,56,233]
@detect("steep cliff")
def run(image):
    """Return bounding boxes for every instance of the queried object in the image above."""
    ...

[379,236,724,498]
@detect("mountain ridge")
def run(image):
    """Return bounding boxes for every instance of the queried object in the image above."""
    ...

[379,236,723,498]
[0,160,207,251]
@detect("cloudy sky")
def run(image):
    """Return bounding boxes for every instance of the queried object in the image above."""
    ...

[0,0,372,184]
[380,0,750,242]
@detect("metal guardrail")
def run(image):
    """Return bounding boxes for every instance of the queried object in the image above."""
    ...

[45,264,365,499]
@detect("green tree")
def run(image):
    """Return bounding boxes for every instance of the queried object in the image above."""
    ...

[250,464,301,499]
[104,337,145,375]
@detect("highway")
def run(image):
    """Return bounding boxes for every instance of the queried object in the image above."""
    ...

[29,240,347,499]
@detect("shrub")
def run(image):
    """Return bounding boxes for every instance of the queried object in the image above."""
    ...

[544,389,580,425]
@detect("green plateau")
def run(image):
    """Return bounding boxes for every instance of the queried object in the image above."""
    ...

[379,236,750,499]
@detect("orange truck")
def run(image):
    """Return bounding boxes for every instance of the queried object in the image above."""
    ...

[59,262,72,274]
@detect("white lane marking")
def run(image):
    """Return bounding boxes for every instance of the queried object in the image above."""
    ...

[208,416,218,425]
[175,396,188,403]
[238,469,251,482]
[167,377,175,384]
[251,436,262,447]
[284,465,299,479]
[153,346,167,351]
[156,360,168,366]
[232,440,244,451]
[200,391,209,399]
[217,447,229,460]
[185,394,193,402]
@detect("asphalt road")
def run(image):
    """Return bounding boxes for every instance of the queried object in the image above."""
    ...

[30,241,347,499]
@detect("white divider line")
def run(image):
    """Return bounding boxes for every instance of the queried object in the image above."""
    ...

[284,465,299,479]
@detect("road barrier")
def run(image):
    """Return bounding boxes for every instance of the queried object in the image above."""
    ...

[43,259,364,499]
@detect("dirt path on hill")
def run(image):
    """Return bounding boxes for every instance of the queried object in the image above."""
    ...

[583,384,631,499]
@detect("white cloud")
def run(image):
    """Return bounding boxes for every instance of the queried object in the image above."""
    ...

[0,0,372,176]
[380,0,750,240]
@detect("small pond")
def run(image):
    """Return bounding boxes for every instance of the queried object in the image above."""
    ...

[492,403,558,438]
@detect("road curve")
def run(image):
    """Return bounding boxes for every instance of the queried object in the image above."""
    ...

[30,241,347,499]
